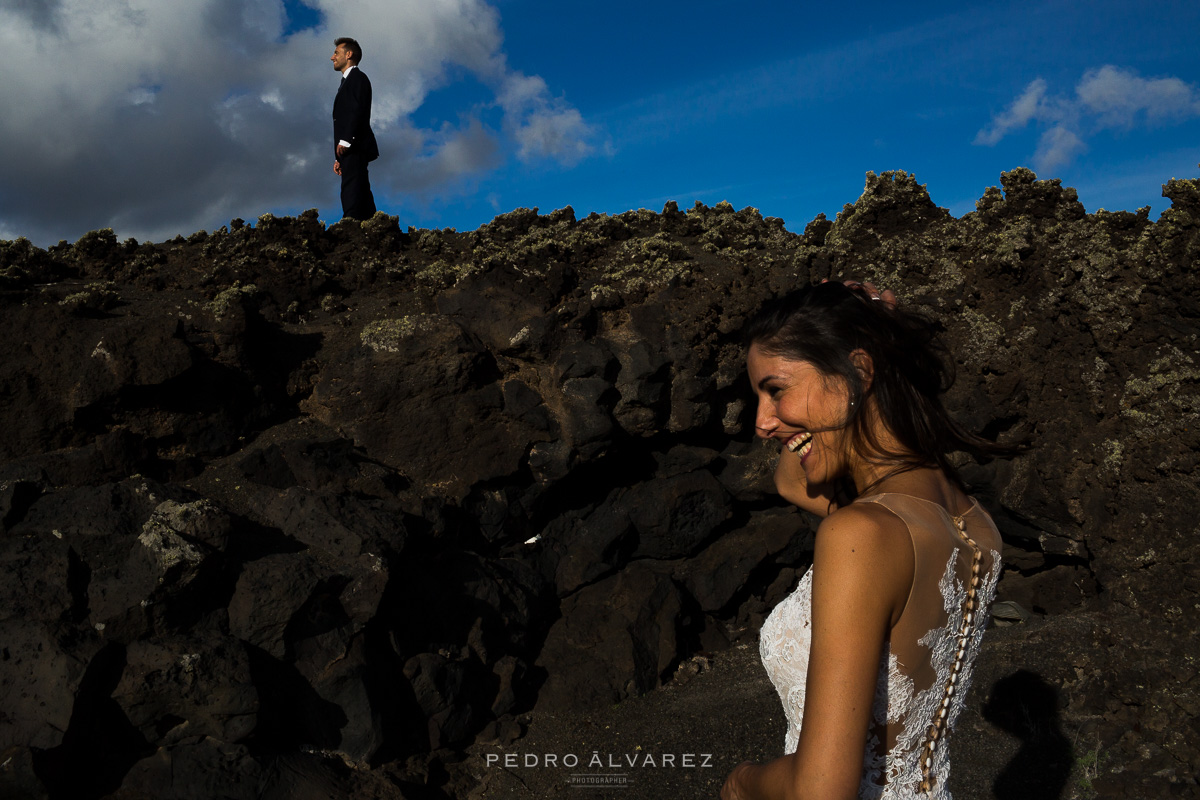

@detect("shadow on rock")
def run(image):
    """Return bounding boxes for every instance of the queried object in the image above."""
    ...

[31,643,151,799]
[983,670,1072,800]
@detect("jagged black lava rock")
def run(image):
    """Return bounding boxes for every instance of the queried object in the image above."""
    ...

[2,169,1198,797]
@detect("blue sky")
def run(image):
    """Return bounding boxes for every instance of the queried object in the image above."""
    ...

[472,0,1200,223]
[2,0,1198,245]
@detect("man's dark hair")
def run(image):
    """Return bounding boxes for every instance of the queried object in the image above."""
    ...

[335,37,362,64]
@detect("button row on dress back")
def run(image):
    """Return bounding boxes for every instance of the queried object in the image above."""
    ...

[917,515,982,794]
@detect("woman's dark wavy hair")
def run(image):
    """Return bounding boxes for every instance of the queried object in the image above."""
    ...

[743,281,1024,492]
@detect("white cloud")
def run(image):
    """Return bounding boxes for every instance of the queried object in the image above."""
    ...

[974,78,1047,146]
[260,90,285,112]
[1076,65,1200,126]
[0,0,597,245]
[498,72,596,165]
[1033,125,1086,172]
[974,65,1200,171]
[498,73,551,110]
[512,107,594,164]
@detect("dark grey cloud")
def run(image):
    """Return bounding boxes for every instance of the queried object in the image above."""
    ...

[4,0,64,32]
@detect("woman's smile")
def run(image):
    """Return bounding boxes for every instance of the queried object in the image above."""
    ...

[747,343,852,480]
[785,431,814,458]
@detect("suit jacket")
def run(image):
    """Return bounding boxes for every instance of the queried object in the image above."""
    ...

[333,67,379,162]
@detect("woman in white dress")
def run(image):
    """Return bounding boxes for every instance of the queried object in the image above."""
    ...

[721,281,1022,800]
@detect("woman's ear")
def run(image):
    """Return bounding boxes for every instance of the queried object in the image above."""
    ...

[849,348,874,392]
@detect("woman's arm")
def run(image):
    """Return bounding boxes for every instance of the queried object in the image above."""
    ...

[721,505,914,800]
[773,447,839,518]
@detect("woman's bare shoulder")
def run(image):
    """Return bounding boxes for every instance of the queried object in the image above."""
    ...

[816,501,912,556]
[812,502,915,613]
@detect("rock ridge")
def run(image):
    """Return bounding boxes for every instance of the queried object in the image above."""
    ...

[1,169,1197,798]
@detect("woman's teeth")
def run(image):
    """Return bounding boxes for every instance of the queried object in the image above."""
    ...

[786,433,813,457]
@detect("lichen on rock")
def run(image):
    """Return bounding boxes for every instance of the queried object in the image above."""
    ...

[360,314,443,352]
[59,281,120,314]
[1120,345,1200,427]
[138,502,208,577]
[205,281,259,319]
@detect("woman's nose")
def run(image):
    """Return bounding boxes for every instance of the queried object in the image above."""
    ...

[755,406,778,438]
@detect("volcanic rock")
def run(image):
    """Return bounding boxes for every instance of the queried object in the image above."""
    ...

[1,169,1198,797]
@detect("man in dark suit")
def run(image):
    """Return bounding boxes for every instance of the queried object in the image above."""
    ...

[331,37,378,220]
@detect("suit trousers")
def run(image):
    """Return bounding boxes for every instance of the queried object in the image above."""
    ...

[339,151,377,221]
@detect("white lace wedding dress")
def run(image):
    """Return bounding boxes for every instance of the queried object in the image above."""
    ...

[759,493,1002,799]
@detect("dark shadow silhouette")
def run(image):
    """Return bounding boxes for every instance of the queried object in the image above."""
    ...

[244,644,349,753]
[983,670,1073,800]
[31,643,152,799]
